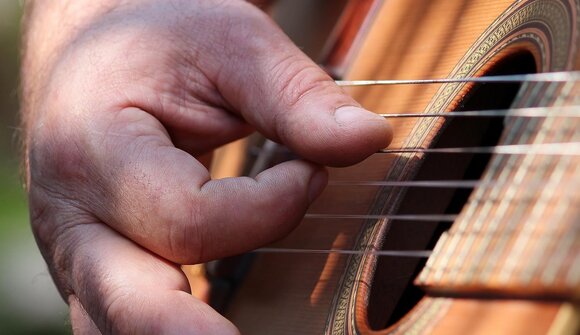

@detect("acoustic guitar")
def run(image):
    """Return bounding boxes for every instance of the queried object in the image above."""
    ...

[186,0,580,333]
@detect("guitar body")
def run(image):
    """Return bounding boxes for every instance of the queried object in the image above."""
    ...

[213,0,580,333]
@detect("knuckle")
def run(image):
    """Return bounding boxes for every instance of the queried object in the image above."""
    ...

[270,55,331,110]
[266,55,353,147]
[101,286,135,334]
[163,192,205,264]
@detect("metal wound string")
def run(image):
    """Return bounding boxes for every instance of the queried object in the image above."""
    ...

[336,71,580,86]
[378,142,580,155]
[250,142,580,156]
[253,248,433,258]
[379,106,580,118]
[245,74,578,258]
[327,179,542,188]
[303,213,458,222]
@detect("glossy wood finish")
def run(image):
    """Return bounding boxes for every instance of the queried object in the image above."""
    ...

[217,0,579,334]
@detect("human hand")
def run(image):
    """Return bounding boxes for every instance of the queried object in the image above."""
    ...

[22,1,392,334]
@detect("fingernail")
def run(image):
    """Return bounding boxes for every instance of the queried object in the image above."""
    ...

[335,106,393,149]
[308,167,328,202]
[334,106,382,126]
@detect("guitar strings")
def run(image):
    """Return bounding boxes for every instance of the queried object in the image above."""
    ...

[246,76,579,258]
[336,71,580,86]
[247,106,579,160]
[303,213,458,222]
[328,179,538,188]
[379,106,580,118]
[250,142,580,156]
[378,142,580,155]
[306,179,577,220]
[252,248,433,258]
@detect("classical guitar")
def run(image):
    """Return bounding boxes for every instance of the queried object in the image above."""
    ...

[187,0,580,334]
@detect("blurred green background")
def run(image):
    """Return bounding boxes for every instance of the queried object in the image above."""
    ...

[0,2,69,334]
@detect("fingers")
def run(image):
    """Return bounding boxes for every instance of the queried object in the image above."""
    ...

[64,223,239,335]
[83,107,326,264]
[199,1,392,166]
[195,160,328,261]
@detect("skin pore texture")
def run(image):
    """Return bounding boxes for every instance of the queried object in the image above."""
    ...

[21,1,392,334]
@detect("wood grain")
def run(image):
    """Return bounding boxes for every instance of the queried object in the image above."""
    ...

[219,1,580,334]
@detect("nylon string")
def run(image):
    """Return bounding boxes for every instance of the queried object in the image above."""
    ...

[336,71,580,86]
[250,73,578,257]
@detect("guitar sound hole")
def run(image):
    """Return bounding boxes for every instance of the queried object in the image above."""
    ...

[367,51,537,330]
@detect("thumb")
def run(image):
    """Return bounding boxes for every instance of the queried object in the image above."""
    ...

[202,2,392,166]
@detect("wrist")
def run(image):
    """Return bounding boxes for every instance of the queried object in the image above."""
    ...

[21,1,120,185]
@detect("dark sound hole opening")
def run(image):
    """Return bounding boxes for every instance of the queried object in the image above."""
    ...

[367,51,537,330]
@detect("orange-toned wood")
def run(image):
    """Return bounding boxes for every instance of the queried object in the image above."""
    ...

[395,298,562,335]
[213,0,580,334]
[367,299,579,335]
[182,138,249,302]
[208,139,248,179]
[319,0,378,78]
